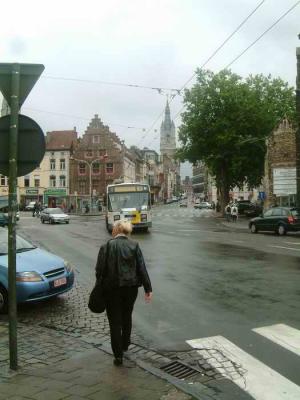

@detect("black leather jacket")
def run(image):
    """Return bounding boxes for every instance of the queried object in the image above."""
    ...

[95,236,152,293]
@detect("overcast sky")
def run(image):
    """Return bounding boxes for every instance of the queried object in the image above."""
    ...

[0,0,299,177]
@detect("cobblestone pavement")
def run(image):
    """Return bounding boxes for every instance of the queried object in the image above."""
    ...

[0,282,247,388]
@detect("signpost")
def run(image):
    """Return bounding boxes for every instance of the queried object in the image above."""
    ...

[0,63,45,370]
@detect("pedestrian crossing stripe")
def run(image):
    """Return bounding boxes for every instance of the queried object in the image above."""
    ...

[253,324,300,357]
[187,333,300,400]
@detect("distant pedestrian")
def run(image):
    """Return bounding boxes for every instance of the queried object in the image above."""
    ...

[231,204,238,222]
[32,201,38,217]
[225,204,232,222]
[95,220,152,366]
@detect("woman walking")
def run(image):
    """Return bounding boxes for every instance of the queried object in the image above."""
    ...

[95,220,152,366]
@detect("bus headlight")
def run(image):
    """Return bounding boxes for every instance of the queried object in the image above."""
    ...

[114,215,120,221]
[141,214,147,222]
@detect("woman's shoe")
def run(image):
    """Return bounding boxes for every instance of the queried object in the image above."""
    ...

[113,357,123,366]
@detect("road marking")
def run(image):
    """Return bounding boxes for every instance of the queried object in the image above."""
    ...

[268,245,300,252]
[283,242,300,245]
[253,324,300,357]
[187,335,300,400]
[231,240,244,243]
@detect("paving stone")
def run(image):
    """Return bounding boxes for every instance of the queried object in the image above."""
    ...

[30,389,69,400]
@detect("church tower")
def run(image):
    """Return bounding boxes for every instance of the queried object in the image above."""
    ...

[160,100,176,158]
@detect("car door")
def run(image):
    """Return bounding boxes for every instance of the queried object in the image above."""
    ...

[269,207,283,231]
[257,209,273,231]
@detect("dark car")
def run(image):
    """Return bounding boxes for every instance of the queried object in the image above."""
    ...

[236,200,252,215]
[0,213,8,227]
[244,203,263,218]
[249,207,300,236]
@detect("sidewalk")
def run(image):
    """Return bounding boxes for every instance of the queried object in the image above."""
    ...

[218,216,249,231]
[0,349,192,400]
[0,321,193,400]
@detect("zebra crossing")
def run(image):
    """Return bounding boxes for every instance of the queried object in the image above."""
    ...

[152,206,214,219]
[187,323,300,400]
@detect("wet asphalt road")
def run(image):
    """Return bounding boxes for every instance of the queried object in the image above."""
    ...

[17,204,300,385]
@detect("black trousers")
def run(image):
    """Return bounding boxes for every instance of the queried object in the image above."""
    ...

[105,286,138,359]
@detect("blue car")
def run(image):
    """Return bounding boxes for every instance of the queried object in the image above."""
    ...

[0,229,75,313]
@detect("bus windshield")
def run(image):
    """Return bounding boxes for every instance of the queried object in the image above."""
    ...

[108,192,149,212]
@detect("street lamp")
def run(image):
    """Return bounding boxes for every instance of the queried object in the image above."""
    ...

[70,156,103,211]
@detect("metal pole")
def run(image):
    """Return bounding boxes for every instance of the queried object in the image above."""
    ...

[8,63,20,370]
[296,47,300,207]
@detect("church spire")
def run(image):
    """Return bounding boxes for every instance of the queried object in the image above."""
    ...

[160,99,176,158]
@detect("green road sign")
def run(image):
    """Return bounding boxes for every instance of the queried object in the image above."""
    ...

[0,63,44,108]
[0,114,45,177]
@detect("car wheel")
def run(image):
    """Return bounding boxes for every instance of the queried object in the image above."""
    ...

[277,224,286,236]
[50,219,55,224]
[250,223,258,233]
[0,285,8,314]
[66,221,69,224]
[41,218,44,224]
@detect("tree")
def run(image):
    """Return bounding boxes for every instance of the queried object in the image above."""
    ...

[178,69,296,211]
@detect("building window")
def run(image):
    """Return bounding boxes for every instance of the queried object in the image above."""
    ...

[60,152,65,156]
[24,175,30,187]
[79,181,86,194]
[51,152,55,156]
[93,135,100,144]
[34,176,40,188]
[0,175,6,186]
[86,150,93,158]
[59,175,66,187]
[78,163,86,175]
[60,159,66,170]
[106,163,114,174]
[50,159,56,170]
[50,175,56,187]
[92,162,100,175]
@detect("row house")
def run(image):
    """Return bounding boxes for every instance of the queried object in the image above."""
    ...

[69,115,136,210]
[17,129,77,209]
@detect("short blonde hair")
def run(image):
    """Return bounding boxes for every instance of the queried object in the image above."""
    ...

[112,220,133,237]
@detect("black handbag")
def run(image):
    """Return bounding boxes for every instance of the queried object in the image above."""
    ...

[88,281,106,313]
[88,241,110,313]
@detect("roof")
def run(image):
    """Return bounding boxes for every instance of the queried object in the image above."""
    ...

[46,130,78,151]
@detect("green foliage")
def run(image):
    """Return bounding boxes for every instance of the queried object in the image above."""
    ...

[178,69,296,194]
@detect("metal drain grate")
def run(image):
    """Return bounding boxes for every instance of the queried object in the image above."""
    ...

[160,360,200,379]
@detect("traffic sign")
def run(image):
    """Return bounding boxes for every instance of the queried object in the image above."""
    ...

[0,63,44,108]
[0,114,45,177]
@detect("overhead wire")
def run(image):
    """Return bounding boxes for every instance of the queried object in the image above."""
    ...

[171,0,300,124]
[41,75,181,95]
[145,0,267,147]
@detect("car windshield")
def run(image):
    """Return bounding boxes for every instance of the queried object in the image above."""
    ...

[48,208,64,214]
[108,192,149,212]
[0,230,36,255]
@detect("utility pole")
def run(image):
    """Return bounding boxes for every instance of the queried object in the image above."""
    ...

[296,40,300,207]
[8,63,20,370]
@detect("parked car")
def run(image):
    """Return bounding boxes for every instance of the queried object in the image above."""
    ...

[1,206,20,222]
[40,208,70,224]
[0,230,75,313]
[179,201,188,208]
[244,203,263,218]
[0,213,8,227]
[249,207,300,236]
[25,201,36,211]
[236,200,252,215]
[194,202,212,209]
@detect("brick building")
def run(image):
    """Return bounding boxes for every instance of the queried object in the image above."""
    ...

[69,115,135,210]
[264,119,297,208]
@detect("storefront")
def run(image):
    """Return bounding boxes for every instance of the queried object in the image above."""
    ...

[20,189,43,210]
[44,188,67,209]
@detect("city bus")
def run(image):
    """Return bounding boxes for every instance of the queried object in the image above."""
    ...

[105,183,152,232]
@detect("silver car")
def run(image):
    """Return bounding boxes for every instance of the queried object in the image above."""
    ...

[40,208,70,224]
